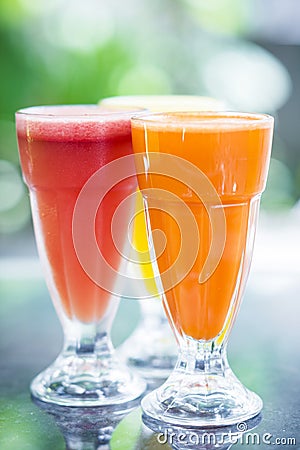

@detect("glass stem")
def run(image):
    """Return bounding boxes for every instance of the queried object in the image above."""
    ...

[63,322,115,360]
[177,340,227,376]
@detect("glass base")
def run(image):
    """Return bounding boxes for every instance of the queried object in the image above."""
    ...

[118,315,177,383]
[141,353,262,427]
[31,351,146,407]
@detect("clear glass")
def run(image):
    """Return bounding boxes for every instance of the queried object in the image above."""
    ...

[131,111,274,426]
[100,95,226,383]
[15,105,146,406]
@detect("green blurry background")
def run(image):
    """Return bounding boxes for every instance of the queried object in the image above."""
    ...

[1,2,300,449]
[0,0,300,239]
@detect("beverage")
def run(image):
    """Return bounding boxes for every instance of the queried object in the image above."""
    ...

[16,105,146,406]
[100,95,226,382]
[101,96,225,289]
[17,106,136,323]
[132,112,272,341]
[131,111,273,426]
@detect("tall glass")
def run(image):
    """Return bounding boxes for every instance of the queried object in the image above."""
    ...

[131,112,273,426]
[100,95,226,383]
[16,105,146,406]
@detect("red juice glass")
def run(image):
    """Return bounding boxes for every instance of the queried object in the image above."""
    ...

[16,105,146,407]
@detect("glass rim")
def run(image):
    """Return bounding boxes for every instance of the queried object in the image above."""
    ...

[15,104,145,119]
[131,111,274,129]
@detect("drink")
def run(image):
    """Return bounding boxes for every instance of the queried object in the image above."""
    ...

[99,95,226,382]
[16,105,146,406]
[101,96,225,287]
[17,106,136,323]
[132,112,272,341]
[131,111,273,426]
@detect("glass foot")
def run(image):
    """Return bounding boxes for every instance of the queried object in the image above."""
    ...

[141,355,262,427]
[31,351,146,407]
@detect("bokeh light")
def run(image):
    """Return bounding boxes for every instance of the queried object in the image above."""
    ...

[202,42,292,111]
[181,0,252,35]
[117,64,172,95]
[0,0,299,233]
[42,0,115,52]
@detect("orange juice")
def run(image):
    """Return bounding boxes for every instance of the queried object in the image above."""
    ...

[100,96,226,299]
[131,112,273,340]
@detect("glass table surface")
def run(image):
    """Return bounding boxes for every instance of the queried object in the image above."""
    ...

[0,266,299,449]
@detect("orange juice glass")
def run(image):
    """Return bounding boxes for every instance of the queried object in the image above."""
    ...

[16,105,146,407]
[131,111,273,427]
[100,95,226,384]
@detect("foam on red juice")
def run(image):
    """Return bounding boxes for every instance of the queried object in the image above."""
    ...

[17,106,137,323]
